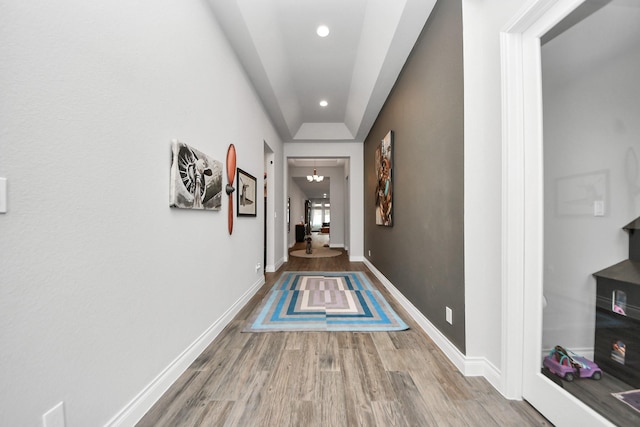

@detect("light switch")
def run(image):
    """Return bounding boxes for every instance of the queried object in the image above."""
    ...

[0,178,6,213]
[594,200,605,217]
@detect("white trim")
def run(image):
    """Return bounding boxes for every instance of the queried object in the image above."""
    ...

[541,347,594,362]
[501,0,615,425]
[105,276,265,427]
[364,259,504,393]
[500,0,589,401]
[500,22,527,403]
[266,256,285,273]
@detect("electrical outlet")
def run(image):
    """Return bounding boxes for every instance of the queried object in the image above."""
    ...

[255,263,261,272]
[368,250,371,257]
[446,307,453,325]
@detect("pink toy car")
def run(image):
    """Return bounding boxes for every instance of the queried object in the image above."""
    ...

[543,345,602,382]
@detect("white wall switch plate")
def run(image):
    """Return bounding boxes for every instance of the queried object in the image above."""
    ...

[446,307,453,325]
[593,200,605,217]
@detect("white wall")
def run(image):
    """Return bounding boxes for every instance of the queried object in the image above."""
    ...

[284,142,364,260]
[541,4,640,351]
[0,1,282,426]
[461,0,530,376]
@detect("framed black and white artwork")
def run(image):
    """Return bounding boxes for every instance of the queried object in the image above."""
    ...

[170,140,222,210]
[237,168,257,217]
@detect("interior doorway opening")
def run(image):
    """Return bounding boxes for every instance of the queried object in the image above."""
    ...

[502,0,640,424]
[287,157,346,251]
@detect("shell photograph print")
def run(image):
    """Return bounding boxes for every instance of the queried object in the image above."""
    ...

[170,140,223,210]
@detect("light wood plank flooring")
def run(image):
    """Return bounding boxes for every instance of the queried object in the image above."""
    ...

[137,238,550,426]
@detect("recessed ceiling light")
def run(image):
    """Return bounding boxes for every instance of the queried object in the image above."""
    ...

[317,25,330,37]
[319,100,328,107]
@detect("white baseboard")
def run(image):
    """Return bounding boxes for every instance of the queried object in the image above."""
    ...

[266,256,285,273]
[105,276,265,427]
[464,355,503,393]
[363,259,506,395]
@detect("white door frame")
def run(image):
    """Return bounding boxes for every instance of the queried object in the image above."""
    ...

[501,0,613,424]
[264,142,276,272]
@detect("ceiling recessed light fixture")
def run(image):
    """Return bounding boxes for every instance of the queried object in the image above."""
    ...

[316,25,330,37]
[319,100,328,107]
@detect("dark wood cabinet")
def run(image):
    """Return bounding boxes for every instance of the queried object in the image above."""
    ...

[593,217,640,388]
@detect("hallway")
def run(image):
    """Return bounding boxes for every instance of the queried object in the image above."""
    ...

[136,248,549,426]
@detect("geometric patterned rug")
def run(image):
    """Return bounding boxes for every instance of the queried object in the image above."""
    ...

[243,271,409,332]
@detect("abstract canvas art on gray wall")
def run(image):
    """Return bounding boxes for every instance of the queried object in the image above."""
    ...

[170,140,222,210]
[375,130,393,226]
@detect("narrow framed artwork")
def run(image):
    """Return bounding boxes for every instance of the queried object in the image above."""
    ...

[555,169,608,216]
[170,140,222,210]
[375,130,393,226]
[237,168,257,217]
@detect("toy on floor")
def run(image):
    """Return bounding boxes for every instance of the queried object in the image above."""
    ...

[543,345,602,382]
[305,236,313,254]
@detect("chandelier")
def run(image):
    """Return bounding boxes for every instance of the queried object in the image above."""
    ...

[307,167,324,182]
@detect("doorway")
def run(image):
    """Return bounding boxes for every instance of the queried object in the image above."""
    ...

[288,158,339,247]
[264,142,275,272]
[503,0,640,424]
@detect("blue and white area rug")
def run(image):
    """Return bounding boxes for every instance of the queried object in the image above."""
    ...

[244,271,409,332]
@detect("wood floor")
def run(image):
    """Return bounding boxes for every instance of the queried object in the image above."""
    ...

[137,238,550,426]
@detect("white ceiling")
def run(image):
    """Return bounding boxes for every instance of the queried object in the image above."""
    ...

[207,0,436,143]
[542,0,640,87]
[287,158,342,199]
[292,176,330,200]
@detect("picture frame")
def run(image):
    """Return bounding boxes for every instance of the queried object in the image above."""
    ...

[555,169,608,217]
[169,140,222,211]
[237,168,257,217]
[375,130,393,226]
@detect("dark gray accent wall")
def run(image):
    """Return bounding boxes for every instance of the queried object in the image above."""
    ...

[364,0,465,352]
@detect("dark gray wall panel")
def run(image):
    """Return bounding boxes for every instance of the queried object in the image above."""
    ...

[364,0,465,352]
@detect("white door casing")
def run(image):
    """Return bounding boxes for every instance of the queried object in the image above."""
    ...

[501,0,614,424]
